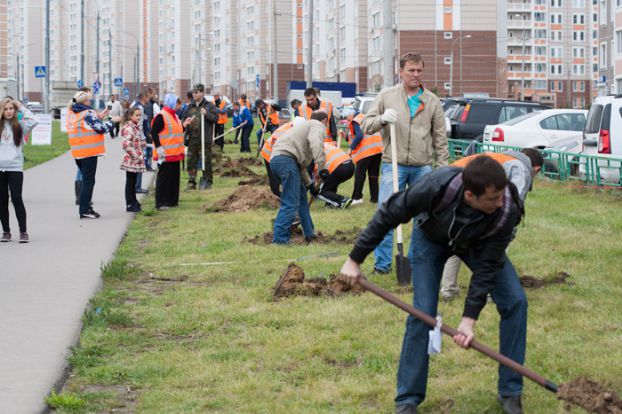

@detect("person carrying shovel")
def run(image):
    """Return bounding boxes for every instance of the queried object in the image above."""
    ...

[182,84,219,190]
[361,52,448,279]
[340,155,528,414]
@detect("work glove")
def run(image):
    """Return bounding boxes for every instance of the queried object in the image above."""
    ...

[381,108,398,125]
[308,183,320,197]
[318,169,330,181]
[156,146,166,160]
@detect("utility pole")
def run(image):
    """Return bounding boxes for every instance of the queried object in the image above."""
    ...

[520,35,526,101]
[383,0,393,87]
[108,29,112,97]
[80,0,85,85]
[335,1,340,82]
[16,55,20,100]
[306,0,313,88]
[44,0,50,113]
[272,0,279,101]
[96,9,100,104]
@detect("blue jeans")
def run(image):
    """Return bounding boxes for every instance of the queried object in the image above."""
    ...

[75,156,98,215]
[135,172,143,191]
[395,227,527,406]
[374,162,433,271]
[144,145,153,170]
[270,156,314,244]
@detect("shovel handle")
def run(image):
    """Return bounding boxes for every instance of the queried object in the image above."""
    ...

[357,278,559,393]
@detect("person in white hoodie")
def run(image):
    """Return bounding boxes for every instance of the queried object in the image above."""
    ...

[0,98,37,243]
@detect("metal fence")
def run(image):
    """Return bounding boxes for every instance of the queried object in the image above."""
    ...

[447,139,622,188]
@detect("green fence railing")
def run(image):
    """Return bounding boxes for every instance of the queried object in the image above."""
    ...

[447,139,622,188]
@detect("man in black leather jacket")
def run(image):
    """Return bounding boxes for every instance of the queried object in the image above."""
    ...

[340,155,527,414]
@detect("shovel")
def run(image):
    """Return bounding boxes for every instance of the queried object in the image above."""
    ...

[198,114,210,190]
[256,115,270,158]
[358,277,559,393]
[389,123,412,286]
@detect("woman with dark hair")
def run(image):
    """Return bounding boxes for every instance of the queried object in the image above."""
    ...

[119,106,146,213]
[0,98,37,243]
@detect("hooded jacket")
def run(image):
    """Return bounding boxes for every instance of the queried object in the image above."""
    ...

[0,107,38,172]
[349,167,522,320]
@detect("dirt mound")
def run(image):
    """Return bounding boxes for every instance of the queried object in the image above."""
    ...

[222,157,262,169]
[220,166,258,177]
[238,176,269,186]
[245,226,361,245]
[206,185,280,212]
[273,263,364,300]
[520,271,570,289]
[558,377,622,413]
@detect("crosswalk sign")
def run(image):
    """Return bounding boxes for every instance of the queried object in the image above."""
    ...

[34,66,46,78]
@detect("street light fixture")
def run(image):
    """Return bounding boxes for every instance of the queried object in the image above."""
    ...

[448,34,472,97]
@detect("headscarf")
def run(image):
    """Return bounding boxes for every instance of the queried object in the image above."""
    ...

[341,107,358,119]
[163,93,178,109]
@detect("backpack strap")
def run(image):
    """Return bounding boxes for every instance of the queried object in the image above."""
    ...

[433,173,463,213]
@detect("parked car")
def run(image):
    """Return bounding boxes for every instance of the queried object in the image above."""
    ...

[580,95,622,183]
[27,102,44,113]
[353,94,377,115]
[482,109,587,149]
[451,98,549,140]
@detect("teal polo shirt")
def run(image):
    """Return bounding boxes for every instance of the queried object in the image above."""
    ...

[407,89,424,118]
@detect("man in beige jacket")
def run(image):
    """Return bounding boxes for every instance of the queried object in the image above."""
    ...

[361,52,449,274]
[270,111,328,244]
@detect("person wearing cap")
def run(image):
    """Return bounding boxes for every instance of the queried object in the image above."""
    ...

[151,94,193,210]
[342,107,383,205]
[270,111,329,244]
[232,101,254,153]
[181,84,219,190]
[255,99,279,147]
[67,90,122,219]
[260,110,294,197]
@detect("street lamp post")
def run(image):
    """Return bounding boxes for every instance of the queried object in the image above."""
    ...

[449,34,472,97]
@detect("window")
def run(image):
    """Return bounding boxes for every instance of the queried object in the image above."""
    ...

[617,31,622,55]
[573,31,585,41]
[573,0,585,5]
[573,64,585,75]
[534,79,547,90]
[444,57,452,64]
[536,63,547,73]
[550,81,556,92]
[556,113,586,130]
[535,12,546,22]
[617,79,622,94]
[573,14,585,24]
[535,29,547,39]
[558,81,563,92]
[551,31,562,41]
[536,46,547,56]
[573,47,585,58]
[600,43,607,68]
[550,13,562,23]
[540,116,558,130]
[498,106,530,123]
[600,0,607,24]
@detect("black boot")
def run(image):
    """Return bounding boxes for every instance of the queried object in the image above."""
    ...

[74,181,81,205]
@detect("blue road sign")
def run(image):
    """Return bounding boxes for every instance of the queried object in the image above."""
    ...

[77,79,83,88]
[114,77,123,87]
[255,74,260,88]
[34,66,46,78]
[93,81,100,94]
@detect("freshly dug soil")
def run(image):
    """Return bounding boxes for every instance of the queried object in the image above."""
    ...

[520,271,570,289]
[238,176,269,186]
[273,263,364,299]
[558,377,622,413]
[220,166,258,177]
[206,185,280,212]
[245,226,361,245]
[221,157,262,169]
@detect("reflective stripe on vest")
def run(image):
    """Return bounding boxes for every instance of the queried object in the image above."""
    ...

[159,111,185,158]
[67,110,105,159]
[451,152,518,168]
[301,100,333,138]
[214,100,228,124]
[323,143,351,173]
[349,113,383,163]
[239,99,250,109]
[261,123,293,162]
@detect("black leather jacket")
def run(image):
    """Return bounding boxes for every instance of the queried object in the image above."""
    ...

[349,167,522,319]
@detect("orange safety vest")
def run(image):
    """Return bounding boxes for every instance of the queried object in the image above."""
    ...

[451,152,517,168]
[67,109,106,159]
[301,99,334,141]
[323,142,351,174]
[239,98,250,109]
[268,106,280,126]
[213,99,228,124]
[158,110,185,158]
[258,108,268,129]
[350,113,383,163]
[261,122,293,162]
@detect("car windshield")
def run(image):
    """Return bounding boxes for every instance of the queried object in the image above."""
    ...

[585,104,604,133]
[502,112,538,126]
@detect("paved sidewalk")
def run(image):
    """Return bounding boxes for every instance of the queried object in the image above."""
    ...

[0,136,154,414]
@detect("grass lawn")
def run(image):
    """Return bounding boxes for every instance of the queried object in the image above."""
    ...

[23,120,70,170]
[48,126,622,413]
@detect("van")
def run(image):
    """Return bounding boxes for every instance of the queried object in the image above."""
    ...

[582,95,622,183]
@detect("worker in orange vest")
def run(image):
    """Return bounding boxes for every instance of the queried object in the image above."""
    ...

[67,90,121,219]
[212,93,229,150]
[238,93,251,110]
[317,142,355,209]
[261,110,294,197]
[299,87,337,143]
[256,99,280,149]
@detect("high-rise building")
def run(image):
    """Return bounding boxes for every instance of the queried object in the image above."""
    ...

[506,0,596,108]
[158,0,192,97]
[0,0,8,80]
[597,0,615,95]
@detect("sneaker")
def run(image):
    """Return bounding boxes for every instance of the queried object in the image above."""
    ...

[186,181,196,190]
[442,293,459,302]
[19,232,29,243]
[350,198,364,206]
[373,267,391,275]
[396,404,417,414]
[126,204,141,213]
[340,198,353,209]
[80,209,101,219]
[1,232,11,242]
[136,188,149,194]
[498,395,523,414]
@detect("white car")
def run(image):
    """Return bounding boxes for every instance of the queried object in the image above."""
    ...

[482,109,587,149]
[580,96,622,183]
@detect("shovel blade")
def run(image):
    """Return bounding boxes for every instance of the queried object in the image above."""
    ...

[198,176,211,190]
[395,254,412,286]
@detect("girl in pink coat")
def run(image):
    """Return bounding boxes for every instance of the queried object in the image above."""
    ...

[120,107,146,212]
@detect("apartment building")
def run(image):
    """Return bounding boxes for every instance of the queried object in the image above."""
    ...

[158,0,192,96]
[0,0,8,80]
[506,0,596,108]
[597,0,619,95]
[6,0,45,101]
[190,0,212,91]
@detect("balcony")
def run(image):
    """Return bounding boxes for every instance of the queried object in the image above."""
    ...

[507,19,532,29]
[508,2,533,12]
